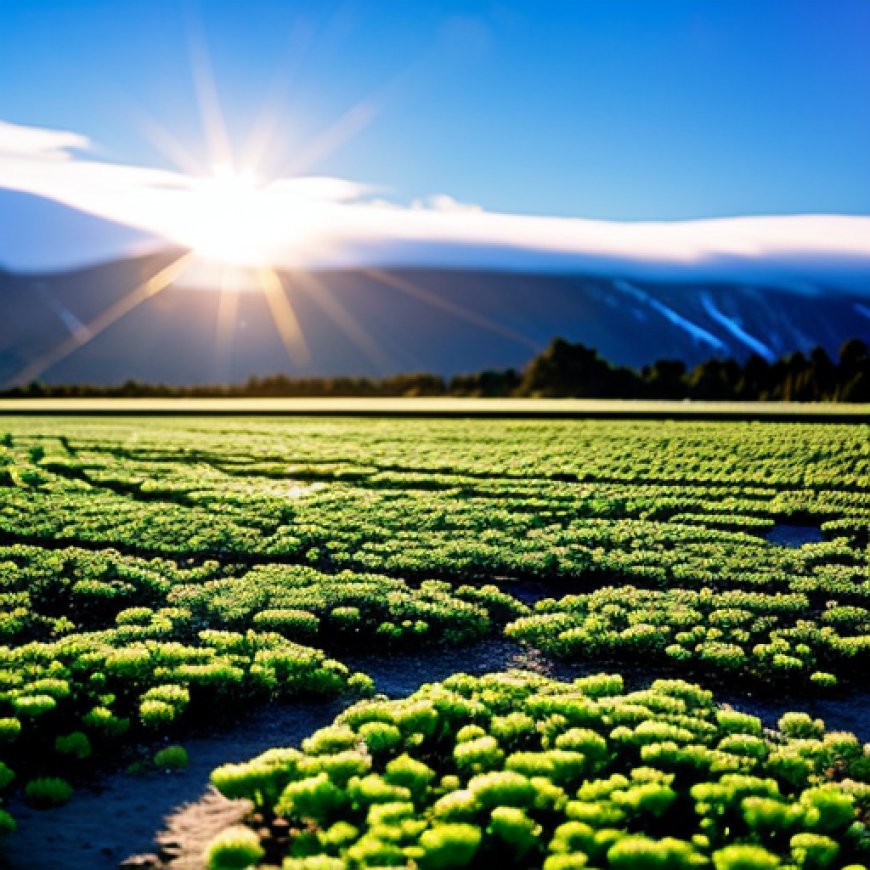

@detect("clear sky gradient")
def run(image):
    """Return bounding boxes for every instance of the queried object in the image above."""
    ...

[2,0,869,221]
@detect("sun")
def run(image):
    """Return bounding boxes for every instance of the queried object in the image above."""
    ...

[184,164,275,268]
[174,163,328,277]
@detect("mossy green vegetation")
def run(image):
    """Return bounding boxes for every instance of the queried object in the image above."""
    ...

[153,744,188,770]
[209,670,870,869]
[0,416,868,844]
[205,824,265,870]
[23,777,73,809]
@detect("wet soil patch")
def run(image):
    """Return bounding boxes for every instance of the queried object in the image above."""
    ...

[764,523,825,547]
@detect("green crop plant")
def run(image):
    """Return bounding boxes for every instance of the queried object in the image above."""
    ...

[153,744,188,770]
[54,731,91,759]
[204,824,264,870]
[1,415,868,845]
[0,808,16,835]
[204,670,870,869]
[24,777,73,809]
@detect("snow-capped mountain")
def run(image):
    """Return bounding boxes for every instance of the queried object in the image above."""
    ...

[2,251,867,386]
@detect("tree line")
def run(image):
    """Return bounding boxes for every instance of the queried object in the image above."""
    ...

[3,338,868,402]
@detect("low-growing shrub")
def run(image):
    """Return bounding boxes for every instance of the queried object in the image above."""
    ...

[82,706,130,737]
[418,823,482,869]
[204,670,870,869]
[204,824,264,869]
[790,832,840,869]
[12,694,57,718]
[780,712,826,741]
[0,808,16,835]
[0,718,21,742]
[139,699,177,729]
[252,608,320,640]
[276,772,346,822]
[153,744,188,770]
[712,843,782,869]
[359,721,403,755]
[24,777,73,809]
[55,731,91,760]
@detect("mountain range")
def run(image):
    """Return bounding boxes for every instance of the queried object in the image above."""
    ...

[2,251,869,387]
[1,189,869,386]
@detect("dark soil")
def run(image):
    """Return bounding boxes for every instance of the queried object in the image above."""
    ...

[764,523,825,547]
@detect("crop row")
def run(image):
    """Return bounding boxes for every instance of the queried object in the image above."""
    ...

[3,466,866,600]
[505,585,870,688]
[206,669,870,869]
[0,549,532,830]
[0,544,529,644]
[11,418,867,489]
[0,619,374,832]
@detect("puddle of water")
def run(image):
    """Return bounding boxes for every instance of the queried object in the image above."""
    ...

[764,523,824,547]
[3,638,869,870]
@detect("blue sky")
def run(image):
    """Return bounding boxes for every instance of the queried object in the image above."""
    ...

[2,0,869,221]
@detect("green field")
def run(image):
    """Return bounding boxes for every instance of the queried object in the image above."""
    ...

[1,415,869,867]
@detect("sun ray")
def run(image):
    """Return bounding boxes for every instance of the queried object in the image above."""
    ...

[282,97,380,178]
[214,264,241,378]
[288,271,393,373]
[361,268,540,351]
[256,267,310,367]
[280,30,458,178]
[8,252,194,388]
[238,18,320,173]
[131,111,205,178]
[186,13,234,169]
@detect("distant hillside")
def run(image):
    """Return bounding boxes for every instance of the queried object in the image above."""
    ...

[1,251,868,386]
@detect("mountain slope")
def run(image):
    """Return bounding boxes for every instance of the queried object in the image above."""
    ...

[0,189,163,272]
[1,253,868,386]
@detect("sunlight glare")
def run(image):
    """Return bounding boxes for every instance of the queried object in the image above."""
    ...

[186,164,273,267]
[10,252,194,386]
[257,266,310,366]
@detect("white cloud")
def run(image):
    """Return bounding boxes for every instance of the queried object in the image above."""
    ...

[411,193,483,213]
[0,120,90,160]
[267,176,377,202]
[1,118,869,290]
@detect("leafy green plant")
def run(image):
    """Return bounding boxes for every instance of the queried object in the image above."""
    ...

[55,731,91,759]
[24,777,73,809]
[0,808,16,835]
[153,744,188,770]
[204,824,264,869]
[205,670,870,868]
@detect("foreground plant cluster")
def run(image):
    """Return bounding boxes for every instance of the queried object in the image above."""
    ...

[0,416,868,862]
[208,671,870,869]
